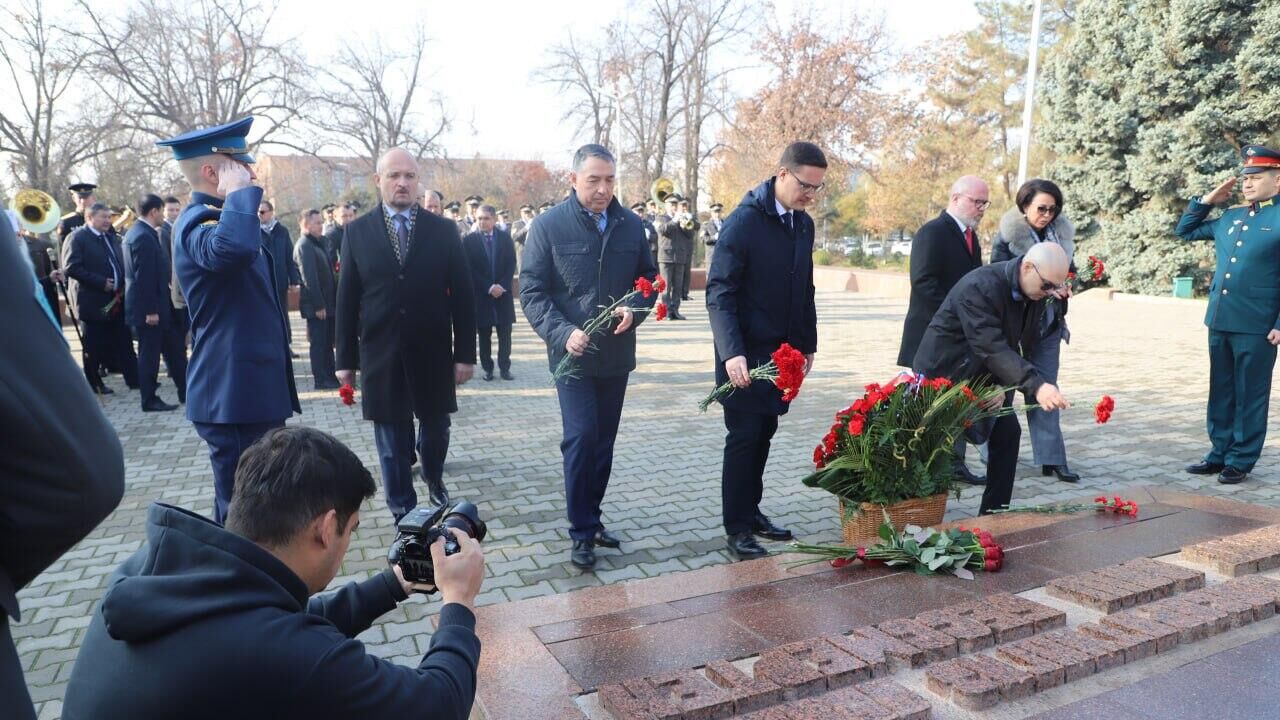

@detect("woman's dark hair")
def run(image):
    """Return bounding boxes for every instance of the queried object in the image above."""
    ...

[1015,178,1064,215]
[226,426,376,546]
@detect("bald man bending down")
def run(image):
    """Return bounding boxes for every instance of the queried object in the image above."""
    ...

[336,148,477,520]
[911,242,1072,514]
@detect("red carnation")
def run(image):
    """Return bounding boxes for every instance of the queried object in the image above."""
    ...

[654,276,667,293]
[334,260,341,273]
[338,383,356,406]
[856,547,867,560]
[771,343,807,402]
[848,415,866,436]
[984,559,1002,572]
[829,557,853,568]
[634,276,655,298]
[1094,395,1115,424]
[813,445,827,468]
[654,302,668,321]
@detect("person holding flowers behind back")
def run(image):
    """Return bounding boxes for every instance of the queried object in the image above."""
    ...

[991,179,1081,484]
[706,141,821,561]
[519,144,658,570]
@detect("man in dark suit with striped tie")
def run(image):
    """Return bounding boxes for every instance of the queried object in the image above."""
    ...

[125,193,187,411]
[65,203,139,394]
[463,205,517,381]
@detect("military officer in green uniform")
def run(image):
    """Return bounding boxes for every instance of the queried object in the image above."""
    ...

[1176,144,1280,484]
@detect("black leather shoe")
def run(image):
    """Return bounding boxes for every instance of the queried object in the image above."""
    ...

[752,514,793,541]
[571,540,596,569]
[594,529,621,549]
[500,370,514,381]
[1186,461,1225,475]
[483,370,495,381]
[93,385,114,395]
[954,464,985,486]
[670,312,687,320]
[142,398,178,412]
[1219,466,1249,484]
[1042,464,1080,483]
[727,532,768,560]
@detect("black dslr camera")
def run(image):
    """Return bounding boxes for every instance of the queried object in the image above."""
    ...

[386,501,487,592]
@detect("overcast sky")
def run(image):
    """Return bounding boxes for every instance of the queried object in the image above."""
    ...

[268,0,982,164]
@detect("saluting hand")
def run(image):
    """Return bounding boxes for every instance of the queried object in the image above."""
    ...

[1203,176,1238,206]
[216,158,253,195]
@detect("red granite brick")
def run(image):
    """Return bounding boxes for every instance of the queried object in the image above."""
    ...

[599,682,671,720]
[642,671,735,720]
[914,608,995,653]
[1123,558,1204,592]
[1211,579,1278,621]
[1231,574,1280,604]
[772,636,874,690]
[1178,588,1256,628]
[736,707,791,720]
[941,601,1036,644]
[1077,621,1155,663]
[781,696,891,720]
[752,649,826,701]
[824,634,890,678]
[1099,613,1180,653]
[853,679,932,720]
[842,626,926,671]
[1046,575,1129,613]
[620,678,684,720]
[1024,631,1096,682]
[986,593,1067,632]
[703,660,786,715]
[1054,628,1126,672]
[924,655,1033,710]
[874,618,958,665]
[995,641,1065,691]
[1132,598,1229,643]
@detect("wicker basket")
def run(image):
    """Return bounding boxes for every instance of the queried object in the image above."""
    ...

[839,493,949,546]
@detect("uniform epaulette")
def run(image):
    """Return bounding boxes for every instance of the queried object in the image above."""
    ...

[1229,203,1248,209]
[61,211,77,219]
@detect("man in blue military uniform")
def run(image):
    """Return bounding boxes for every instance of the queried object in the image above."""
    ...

[159,117,300,523]
[1176,144,1280,485]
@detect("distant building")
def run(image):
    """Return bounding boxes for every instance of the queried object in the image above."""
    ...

[255,153,554,218]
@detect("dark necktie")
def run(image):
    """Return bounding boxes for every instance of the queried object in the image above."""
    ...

[394,214,409,261]
[96,231,120,286]
[964,227,975,255]
[484,233,495,280]
[782,211,793,234]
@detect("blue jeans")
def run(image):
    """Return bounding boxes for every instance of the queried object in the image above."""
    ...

[373,413,451,516]
[555,374,629,540]
[193,419,284,523]
[1025,325,1067,466]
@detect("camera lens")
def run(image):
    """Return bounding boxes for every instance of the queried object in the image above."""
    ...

[441,501,487,543]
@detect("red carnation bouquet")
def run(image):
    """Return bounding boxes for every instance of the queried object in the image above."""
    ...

[789,513,1005,580]
[338,383,356,406]
[552,276,664,382]
[698,342,807,411]
[1066,254,1106,293]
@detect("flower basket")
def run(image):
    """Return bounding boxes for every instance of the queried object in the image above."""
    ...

[840,493,948,546]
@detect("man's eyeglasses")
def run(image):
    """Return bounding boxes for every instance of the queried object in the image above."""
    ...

[785,170,824,194]
[1031,263,1067,293]
[962,195,991,210]
[1033,204,1059,216]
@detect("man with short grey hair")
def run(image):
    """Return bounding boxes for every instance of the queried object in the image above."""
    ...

[520,143,658,569]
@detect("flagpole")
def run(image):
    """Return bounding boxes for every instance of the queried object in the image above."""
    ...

[1016,0,1044,188]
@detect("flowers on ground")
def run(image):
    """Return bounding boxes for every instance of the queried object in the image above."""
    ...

[788,513,1005,580]
[992,495,1138,517]
[698,343,807,411]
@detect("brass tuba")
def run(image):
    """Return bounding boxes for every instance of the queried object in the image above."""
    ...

[650,177,675,205]
[14,188,61,234]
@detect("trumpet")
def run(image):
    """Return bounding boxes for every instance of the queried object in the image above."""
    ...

[680,214,696,231]
[14,188,61,234]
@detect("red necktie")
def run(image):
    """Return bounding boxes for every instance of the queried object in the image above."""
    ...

[964,227,974,255]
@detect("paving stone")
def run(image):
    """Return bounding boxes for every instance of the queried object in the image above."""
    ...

[641,670,735,720]
[752,646,827,700]
[1076,621,1155,663]
[840,626,925,671]
[1182,525,1280,576]
[598,681,671,720]
[1132,597,1232,643]
[1098,613,1181,653]
[1053,628,1127,672]
[1023,631,1096,682]
[849,679,932,720]
[924,656,1033,710]
[1208,578,1278,621]
[1177,587,1256,628]
[703,660,786,715]
[781,694,891,720]
[873,619,957,665]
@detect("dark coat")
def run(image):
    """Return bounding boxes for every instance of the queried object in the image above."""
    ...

[262,222,301,313]
[896,211,982,366]
[519,195,658,377]
[991,208,1074,336]
[657,213,698,264]
[336,206,477,423]
[124,221,173,329]
[162,220,186,309]
[64,226,125,323]
[322,225,344,268]
[294,233,336,320]
[911,257,1047,396]
[62,504,481,720]
[462,228,517,328]
[0,223,123,718]
[705,178,818,416]
[174,189,300,425]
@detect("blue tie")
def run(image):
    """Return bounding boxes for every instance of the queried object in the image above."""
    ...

[592,212,606,233]
[394,214,409,261]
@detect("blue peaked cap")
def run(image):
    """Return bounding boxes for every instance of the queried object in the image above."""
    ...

[156,117,255,163]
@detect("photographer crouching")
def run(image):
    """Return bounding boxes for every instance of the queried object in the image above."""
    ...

[63,426,485,720]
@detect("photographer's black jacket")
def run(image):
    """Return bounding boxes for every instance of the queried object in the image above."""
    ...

[63,503,481,720]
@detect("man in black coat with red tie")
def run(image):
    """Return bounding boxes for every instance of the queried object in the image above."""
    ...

[706,142,822,561]
[462,205,517,381]
[336,148,477,520]
[897,176,989,485]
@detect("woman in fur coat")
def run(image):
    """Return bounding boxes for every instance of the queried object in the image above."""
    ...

[991,178,1080,484]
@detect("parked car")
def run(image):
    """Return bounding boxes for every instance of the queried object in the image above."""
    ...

[890,239,912,256]
[863,241,884,256]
